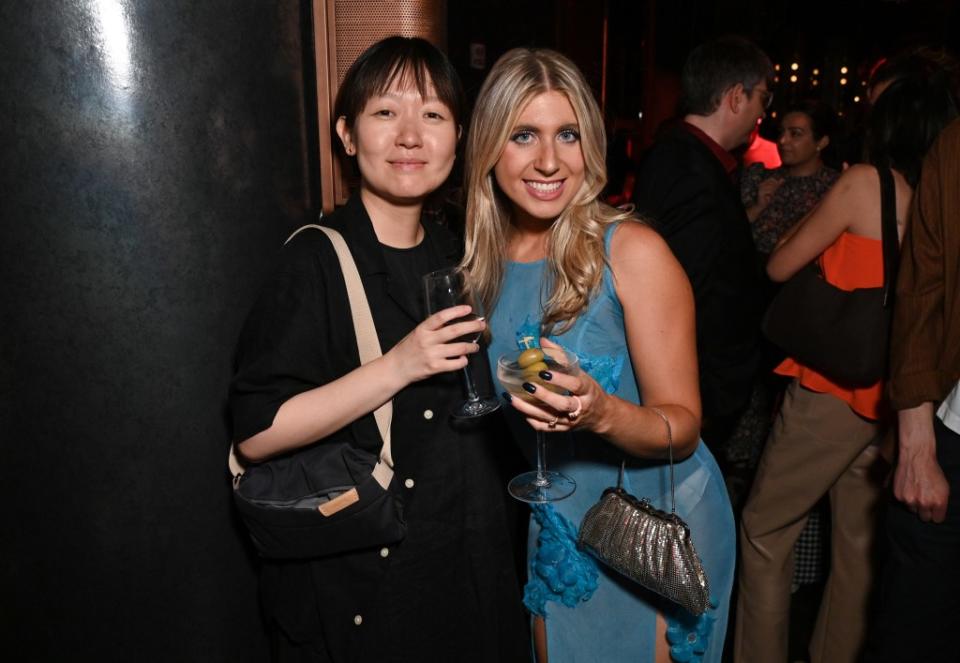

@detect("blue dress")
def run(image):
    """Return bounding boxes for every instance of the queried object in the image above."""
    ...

[487,224,736,662]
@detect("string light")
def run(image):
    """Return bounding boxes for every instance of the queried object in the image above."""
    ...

[854,96,861,103]
[840,78,848,85]
[774,63,781,71]
[790,74,798,83]
[840,66,849,74]
[812,68,820,76]
[791,62,799,71]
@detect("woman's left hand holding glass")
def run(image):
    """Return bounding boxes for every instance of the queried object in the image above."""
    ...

[506,338,608,433]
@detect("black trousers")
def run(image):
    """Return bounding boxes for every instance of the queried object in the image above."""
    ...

[864,417,960,662]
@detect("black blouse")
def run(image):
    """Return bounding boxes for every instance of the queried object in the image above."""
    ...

[230,195,527,662]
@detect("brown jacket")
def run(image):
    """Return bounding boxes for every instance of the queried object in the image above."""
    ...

[889,118,960,410]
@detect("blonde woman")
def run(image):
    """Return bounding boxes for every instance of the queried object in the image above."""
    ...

[464,48,735,663]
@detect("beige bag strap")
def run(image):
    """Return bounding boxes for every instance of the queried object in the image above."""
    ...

[229,224,394,489]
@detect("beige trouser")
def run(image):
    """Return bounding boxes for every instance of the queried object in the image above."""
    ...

[734,381,885,663]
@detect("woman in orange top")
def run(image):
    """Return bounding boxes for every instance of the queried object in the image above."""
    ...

[734,76,957,663]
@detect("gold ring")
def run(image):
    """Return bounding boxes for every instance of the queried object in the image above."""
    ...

[567,395,583,420]
[548,417,559,428]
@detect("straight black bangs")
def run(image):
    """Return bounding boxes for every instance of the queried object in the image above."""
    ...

[335,37,464,129]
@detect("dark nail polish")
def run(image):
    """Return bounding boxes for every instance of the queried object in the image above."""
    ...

[522,382,537,394]
[539,370,553,381]
[501,392,512,403]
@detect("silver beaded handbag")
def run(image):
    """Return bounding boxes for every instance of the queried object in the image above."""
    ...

[578,407,710,615]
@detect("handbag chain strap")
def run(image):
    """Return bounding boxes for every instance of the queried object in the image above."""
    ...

[617,406,675,514]
[877,166,900,308]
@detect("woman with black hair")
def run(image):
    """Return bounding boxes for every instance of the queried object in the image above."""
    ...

[734,76,957,663]
[741,100,839,257]
[229,37,528,662]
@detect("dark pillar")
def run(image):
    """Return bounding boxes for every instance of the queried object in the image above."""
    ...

[0,1,316,659]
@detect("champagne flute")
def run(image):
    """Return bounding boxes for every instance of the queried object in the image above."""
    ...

[423,267,501,419]
[497,347,580,502]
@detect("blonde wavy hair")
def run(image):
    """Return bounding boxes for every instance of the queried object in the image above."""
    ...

[462,48,634,335]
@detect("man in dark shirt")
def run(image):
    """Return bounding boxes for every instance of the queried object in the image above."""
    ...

[633,35,773,458]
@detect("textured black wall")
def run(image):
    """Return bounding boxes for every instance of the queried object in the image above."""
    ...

[0,1,317,659]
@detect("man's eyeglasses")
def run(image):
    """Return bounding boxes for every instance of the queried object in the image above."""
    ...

[754,87,774,110]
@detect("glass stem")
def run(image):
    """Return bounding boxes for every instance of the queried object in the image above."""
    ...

[534,431,549,487]
[460,366,480,402]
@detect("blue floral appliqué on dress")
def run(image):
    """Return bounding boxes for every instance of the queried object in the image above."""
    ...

[523,504,599,617]
[513,316,622,617]
[573,349,625,394]
[665,597,720,662]
[514,316,626,394]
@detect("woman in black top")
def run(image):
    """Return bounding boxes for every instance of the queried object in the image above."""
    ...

[230,37,527,663]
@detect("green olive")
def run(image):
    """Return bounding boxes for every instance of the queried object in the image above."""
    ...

[517,348,545,369]
[521,361,549,377]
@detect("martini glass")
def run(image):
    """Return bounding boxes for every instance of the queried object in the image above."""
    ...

[497,347,580,502]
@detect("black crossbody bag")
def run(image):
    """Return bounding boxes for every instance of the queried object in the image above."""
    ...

[761,167,900,387]
[228,225,405,559]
